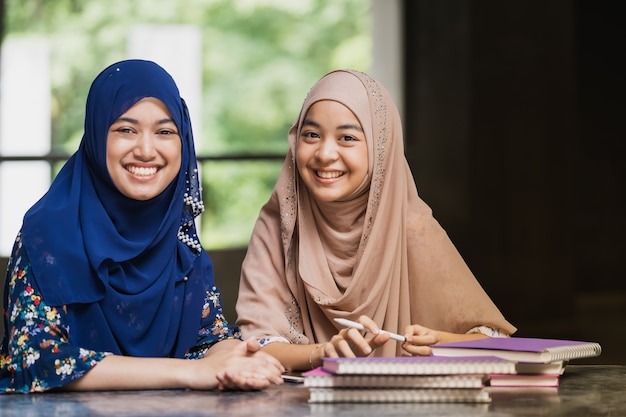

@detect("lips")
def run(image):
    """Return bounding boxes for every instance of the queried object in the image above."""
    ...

[126,165,158,176]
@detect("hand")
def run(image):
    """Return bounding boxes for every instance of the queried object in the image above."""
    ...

[324,315,391,358]
[401,324,439,356]
[196,338,285,391]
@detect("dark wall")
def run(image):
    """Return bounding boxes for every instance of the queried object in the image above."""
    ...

[403,0,625,364]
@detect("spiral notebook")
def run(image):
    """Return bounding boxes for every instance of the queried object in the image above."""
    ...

[322,355,516,375]
[308,387,492,403]
[488,373,560,388]
[431,337,602,364]
[304,367,488,389]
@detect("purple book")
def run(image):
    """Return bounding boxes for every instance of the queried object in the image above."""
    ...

[322,354,516,375]
[431,337,602,363]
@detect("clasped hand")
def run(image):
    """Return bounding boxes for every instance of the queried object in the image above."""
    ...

[200,338,285,391]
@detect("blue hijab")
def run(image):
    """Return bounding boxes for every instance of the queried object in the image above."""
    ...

[20,59,210,358]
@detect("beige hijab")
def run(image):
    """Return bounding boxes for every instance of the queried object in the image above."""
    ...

[236,70,516,356]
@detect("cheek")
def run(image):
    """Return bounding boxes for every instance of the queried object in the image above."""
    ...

[359,147,369,176]
[295,147,308,174]
[163,140,182,170]
[172,155,182,174]
[172,144,183,168]
[105,140,117,177]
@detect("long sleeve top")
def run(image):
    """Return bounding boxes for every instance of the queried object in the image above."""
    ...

[0,241,239,393]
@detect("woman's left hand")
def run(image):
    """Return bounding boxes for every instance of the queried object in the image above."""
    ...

[401,324,439,356]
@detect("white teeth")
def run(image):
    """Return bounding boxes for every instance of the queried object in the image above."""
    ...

[317,171,342,179]
[127,166,158,176]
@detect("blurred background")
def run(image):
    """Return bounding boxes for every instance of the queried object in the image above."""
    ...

[0,0,374,249]
[0,0,624,364]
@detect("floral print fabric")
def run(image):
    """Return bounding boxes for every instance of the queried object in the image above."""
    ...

[0,238,240,393]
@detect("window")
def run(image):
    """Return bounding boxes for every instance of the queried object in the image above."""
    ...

[0,0,403,254]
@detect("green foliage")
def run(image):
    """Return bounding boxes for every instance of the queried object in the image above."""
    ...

[5,0,371,248]
[201,160,284,247]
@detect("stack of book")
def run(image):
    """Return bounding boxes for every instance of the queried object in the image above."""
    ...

[430,336,602,388]
[304,355,517,403]
[303,336,602,403]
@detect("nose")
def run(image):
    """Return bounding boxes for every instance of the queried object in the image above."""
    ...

[316,138,338,162]
[133,132,156,160]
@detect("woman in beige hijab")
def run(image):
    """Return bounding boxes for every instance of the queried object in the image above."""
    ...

[236,70,516,371]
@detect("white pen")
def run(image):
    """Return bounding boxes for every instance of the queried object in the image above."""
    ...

[334,318,406,342]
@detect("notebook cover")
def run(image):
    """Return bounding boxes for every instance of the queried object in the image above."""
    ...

[322,355,516,375]
[431,337,601,363]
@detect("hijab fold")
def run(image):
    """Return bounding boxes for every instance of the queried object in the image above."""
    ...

[236,70,516,356]
[20,59,208,357]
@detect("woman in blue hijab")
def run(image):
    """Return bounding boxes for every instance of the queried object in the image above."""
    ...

[0,59,284,392]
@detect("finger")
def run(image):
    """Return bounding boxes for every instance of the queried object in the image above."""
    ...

[242,376,271,390]
[402,343,433,356]
[254,363,285,384]
[324,341,339,358]
[265,355,287,375]
[342,328,372,356]
[271,374,285,385]
[266,354,286,372]
[251,356,286,380]
[253,352,285,373]
[330,335,359,358]
[219,370,272,391]
[357,315,382,335]
[369,332,391,350]
[239,367,281,385]
[216,370,235,390]
[244,338,261,353]
[406,333,438,346]
[236,373,272,390]
[243,346,285,374]
[404,324,428,337]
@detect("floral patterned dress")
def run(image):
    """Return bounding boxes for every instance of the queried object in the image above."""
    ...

[0,239,240,393]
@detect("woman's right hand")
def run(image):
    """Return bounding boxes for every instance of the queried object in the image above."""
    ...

[324,315,391,358]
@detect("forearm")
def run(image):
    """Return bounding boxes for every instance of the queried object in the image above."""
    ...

[434,330,489,344]
[63,354,201,391]
[262,342,323,372]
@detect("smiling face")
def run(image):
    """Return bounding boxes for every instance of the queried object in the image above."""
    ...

[296,100,368,202]
[106,97,182,201]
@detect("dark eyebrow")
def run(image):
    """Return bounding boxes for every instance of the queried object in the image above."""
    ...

[114,116,139,125]
[302,119,320,129]
[337,123,363,132]
[112,117,175,125]
[302,119,363,132]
